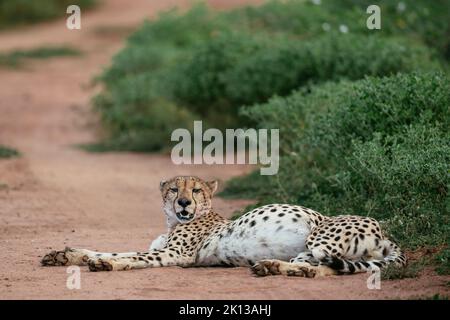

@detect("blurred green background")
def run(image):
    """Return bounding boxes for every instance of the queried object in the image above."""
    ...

[0,0,96,29]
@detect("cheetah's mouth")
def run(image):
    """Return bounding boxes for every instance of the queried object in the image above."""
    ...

[176,210,193,222]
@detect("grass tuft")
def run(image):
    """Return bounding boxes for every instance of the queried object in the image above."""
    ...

[418,294,449,300]
[381,260,424,281]
[0,0,97,29]
[0,145,20,158]
[0,46,82,68]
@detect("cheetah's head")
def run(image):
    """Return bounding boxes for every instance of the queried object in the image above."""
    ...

[159,176,218,227]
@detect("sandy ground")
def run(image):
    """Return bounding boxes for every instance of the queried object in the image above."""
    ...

[0,0,448,300]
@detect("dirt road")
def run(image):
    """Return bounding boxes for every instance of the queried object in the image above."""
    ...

[0,0,448,300]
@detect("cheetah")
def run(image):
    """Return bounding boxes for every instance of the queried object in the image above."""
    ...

[41,176,406,277]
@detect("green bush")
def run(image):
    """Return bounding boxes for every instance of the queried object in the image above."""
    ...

[227,0,450,61]
[99,5,224,88]
[93,5,228,150]
[224,34,433,106]
[170,32,267,122]
[0,0,96,28]
[93,1,447,151]
[223,72,449,259]
[169,32,434,128]
[0,145,19,158]
[93,79,195,152]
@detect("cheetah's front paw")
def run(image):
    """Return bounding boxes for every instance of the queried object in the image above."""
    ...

[41,249,70,266]
[41,247,90,266]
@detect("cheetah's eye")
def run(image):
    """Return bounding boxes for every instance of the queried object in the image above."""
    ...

[193,188,201,193]
[170,188,178,193]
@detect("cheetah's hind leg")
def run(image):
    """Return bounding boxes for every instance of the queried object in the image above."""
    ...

[251,259,337,278]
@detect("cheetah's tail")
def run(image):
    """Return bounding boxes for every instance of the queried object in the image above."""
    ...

[322,241,407,274]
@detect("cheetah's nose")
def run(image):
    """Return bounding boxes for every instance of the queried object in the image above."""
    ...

[177,198,192,208]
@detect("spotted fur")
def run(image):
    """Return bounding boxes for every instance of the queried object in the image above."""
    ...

[41,176,406,277]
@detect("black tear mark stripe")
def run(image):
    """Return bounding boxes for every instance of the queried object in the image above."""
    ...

[163,187,170,201]
[200,188,206,205]
[192,186,198,209]
[172,195,177,213]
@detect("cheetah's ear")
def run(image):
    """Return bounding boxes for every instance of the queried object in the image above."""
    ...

[206,180,218,195]
[159,180,168,192]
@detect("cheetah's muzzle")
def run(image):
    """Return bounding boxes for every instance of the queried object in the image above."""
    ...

[176,210,193,222]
